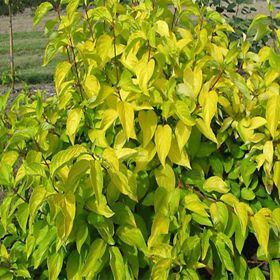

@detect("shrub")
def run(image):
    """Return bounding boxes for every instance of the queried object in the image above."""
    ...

[1,0,280,279]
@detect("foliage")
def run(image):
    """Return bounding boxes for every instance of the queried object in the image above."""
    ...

[1,0,280,279]
[0,0,41,16]
[197,0,280,50]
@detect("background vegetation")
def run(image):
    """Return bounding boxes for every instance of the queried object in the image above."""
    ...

[0,0,280,279]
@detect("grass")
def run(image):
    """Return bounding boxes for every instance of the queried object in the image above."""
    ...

[0,31,59,85]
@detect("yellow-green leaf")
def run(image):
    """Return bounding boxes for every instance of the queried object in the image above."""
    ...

[196,118,217,144]
[175,120,191,152]
[175,100,195,126]
[63,192,76,240]
[66,0,79,19]
[55,61,72,94]
[154,164,175,192]
[117,101,136,139]
[109,247,125,280]
[83,75,100,99]
[76,221,88,254]
[33,2,53,26]
[263,141,273,165]
[202,90,218,127]
[117,226,147,253]
[66,251,81,280]
[273,161,280,193]
[251,211,269,257]
[184,194,209,217]
[168,137,191,168]
[136,59,155,93]
[138,110,157,147]
[148,214,169,248]
[203,176,229,193]
[67,108,83,145]
[50,145,87,176]
[47,250,64,280]
[234,202,248,236]
[16,203,29,233]
[155,125,172,166]
[155,20,169,37]
[82,239,107,277]
[29,186,46,218]
[90,160,103,204]
[266,95,280,138]
[109,170,138,201]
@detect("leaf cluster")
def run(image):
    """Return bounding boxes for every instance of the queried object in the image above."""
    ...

[1,0,280,279]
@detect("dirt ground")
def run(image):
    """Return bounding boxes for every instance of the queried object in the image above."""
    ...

[0,9,56,33]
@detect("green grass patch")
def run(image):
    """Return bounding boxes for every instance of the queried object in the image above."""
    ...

[0,31,59,85]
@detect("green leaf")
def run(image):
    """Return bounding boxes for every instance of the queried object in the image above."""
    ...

[184,194,209,217]
[270,260,280,280]
[23,161,46,177]
[203,176,229,193]
[29,186,46,219]
[56,192,76,250]
[50,145,87,176]
[248,267,265,280]
[175,100,195,126]
[47,250,64,280]
[248,14,270,41]
[109,247,125,280]
[76,221,88,254]
[234,202,248,236]
[215,238,234,272]
[90,6,112,22]
[210,202,228,231]
[148,214,169,248]
[65,159,89,192]
[257,240,280,260]
[63,192,76,238]
[155,125,172,166]
[86,196,115,218]
[151,259,172,280]
[112,202,136,227]
[0,163,11,186]
[117,226,147,253]
[82,239,107,277]
[66,251,81,280]
[251,211,269,257]
[109,169,138,202]
[33,2,53,26]
[241,188,255,201]
[90,160,103,204]
[273,161,280,193]
[16,203,29,233]
[66,0,79,19]
[235,219,246,254]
